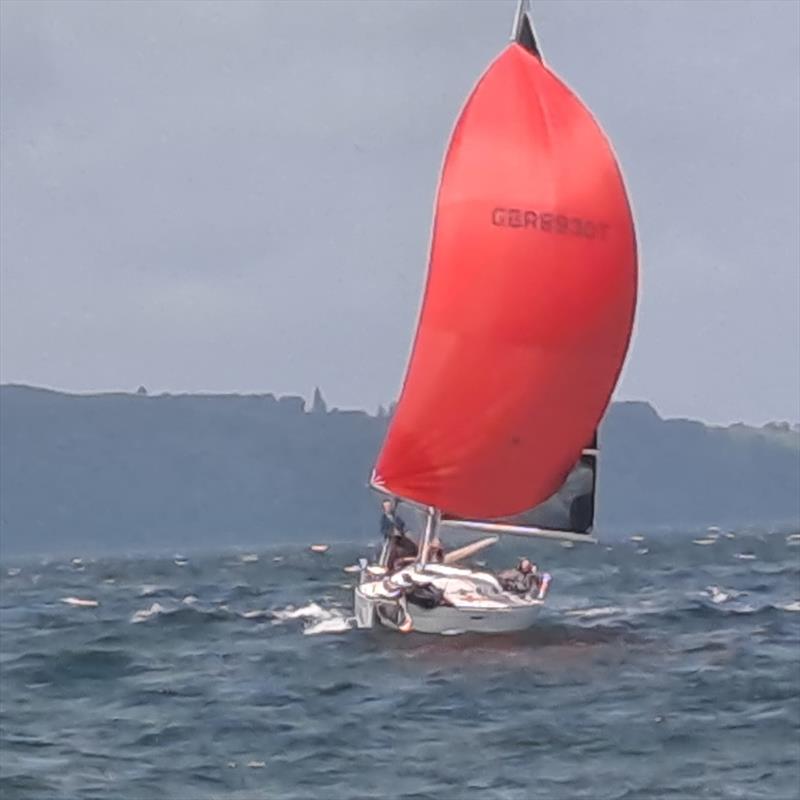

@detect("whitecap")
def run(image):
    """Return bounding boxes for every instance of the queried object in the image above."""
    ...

[637,548,649,555]
[564,606,622,619]
[131,602,165,623]
[778,601,800,613]
[272,556,284,563]
[693,538,716,546]
[139,584,166,597]
[303,615,353,635]
[560,541,574,548]
[241,609,271,620]
[60,596,99,608]
[272,602,353,635]
[272,602,327,621]
[246,761,266,769]
[630,535,645,542]
[735,553,756,560]
[706,586,731,604]
[6,568,20,577]
[240,554,259,563]
[182,595,198,605]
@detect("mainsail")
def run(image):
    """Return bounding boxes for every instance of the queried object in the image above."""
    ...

[372,3,637,526]
[441,434,599,542]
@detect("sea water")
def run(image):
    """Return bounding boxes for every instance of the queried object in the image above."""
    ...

[1,531,799,799]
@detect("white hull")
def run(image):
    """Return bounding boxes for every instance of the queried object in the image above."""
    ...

[375,598,542,635]
[353,562,544,635]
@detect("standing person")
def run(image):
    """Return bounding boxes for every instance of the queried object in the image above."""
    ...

[379,499,417,570]
[380,498,405,538]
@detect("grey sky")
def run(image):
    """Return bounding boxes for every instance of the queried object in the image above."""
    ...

[1,0,798,425]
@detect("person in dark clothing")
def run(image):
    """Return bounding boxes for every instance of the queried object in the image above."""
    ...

[380,499,418,571]
[498,558,549,598]
[380,498,406,538]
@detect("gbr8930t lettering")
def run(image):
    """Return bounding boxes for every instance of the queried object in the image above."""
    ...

[492,207,609,240]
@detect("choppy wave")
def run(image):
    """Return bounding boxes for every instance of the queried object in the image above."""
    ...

[1,530,799,800]
[564,605,623,618]
[59,596,99,608]
[271,602,354,635]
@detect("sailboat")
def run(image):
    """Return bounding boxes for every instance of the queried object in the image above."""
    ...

[355,1,637,635]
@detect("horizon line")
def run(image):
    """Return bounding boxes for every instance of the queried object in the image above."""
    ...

[2,382,799,431]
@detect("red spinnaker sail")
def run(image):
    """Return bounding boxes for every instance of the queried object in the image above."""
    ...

[373,42,637,520]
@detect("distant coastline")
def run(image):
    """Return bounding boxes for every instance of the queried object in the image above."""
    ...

[1,384,798,557]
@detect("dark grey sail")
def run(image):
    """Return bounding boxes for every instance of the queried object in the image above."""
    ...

[440,435,599,542]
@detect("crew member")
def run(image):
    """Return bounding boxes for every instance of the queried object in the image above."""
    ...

[380,499,417,570]
[498,557,550,598]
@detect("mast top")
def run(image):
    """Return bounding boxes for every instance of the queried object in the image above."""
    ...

[510,0,542,60]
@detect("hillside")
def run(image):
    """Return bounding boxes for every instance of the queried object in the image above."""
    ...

[0,385,797,556]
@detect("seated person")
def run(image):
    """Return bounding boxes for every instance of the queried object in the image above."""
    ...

[427,537,445,564]
[387,535,418,571]
[497,557,549,598]
[380,500,419,571]
[393,536,445,571]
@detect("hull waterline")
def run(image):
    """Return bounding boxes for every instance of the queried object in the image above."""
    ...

[376,599,543,635]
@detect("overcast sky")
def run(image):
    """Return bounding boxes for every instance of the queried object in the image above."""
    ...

[1,0,798,425]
